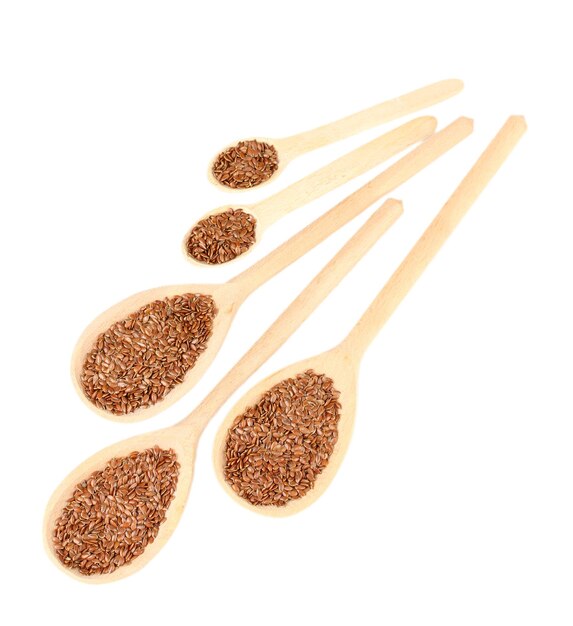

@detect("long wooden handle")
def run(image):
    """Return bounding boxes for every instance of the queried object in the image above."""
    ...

[342,115,527,359]
[186,200,403,431]
[255,116,436,225]
[279,79,464,157]
[234,117,473,297]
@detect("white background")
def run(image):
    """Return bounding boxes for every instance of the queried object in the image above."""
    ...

[1,1,572,624]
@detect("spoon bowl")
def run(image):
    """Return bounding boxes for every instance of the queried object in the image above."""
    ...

[206,135,293,193]
[72,282,242,423]
[43,420,198,584]
[180,203,263,268]
[213,344,359,517]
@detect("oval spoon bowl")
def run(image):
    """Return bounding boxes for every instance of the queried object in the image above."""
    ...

[213,344,359,517]
[72,282,242,423]
[181,203,265,268]
[43,421,198,584]
[206,135,295,193]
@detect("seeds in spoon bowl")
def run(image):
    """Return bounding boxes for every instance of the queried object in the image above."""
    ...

[185,208,257,264]
[52,446,179,576]
[81,293,217,415]
[223,370,341,506]
[212,139,279,189]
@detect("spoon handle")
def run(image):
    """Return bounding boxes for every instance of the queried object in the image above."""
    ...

[278,79,464,158]
[342,115,527,360]
[234,117,473,297]
[186,200,403,430]
[254,116,436,226]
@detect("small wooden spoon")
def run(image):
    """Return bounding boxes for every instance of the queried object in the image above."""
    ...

[208,79,464,191]
[213,115,527,517]
[74,117,472,422]
[185,116,436,265]
[45,200,403,583]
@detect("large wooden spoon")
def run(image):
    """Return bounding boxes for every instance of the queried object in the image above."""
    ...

[185,116,436,265]
[74,118,472,422]
[45,199,403,583]
[213,115,527,517]
[208,79,463,191]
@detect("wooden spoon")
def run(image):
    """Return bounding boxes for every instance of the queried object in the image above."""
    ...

[45,199,404,583]
[208,79,464,191]
[213,115,527,517]
[74,117,472,422]
[184,116,436,265]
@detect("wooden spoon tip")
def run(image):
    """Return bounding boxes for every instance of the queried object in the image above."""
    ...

[419,115,439,131]
[457,116,474,130]
[447,78,465,91]
[383,197,404,214]
[508,114,528,131]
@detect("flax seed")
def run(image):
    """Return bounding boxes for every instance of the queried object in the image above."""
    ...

[212,140,279,189]
[80,294,217,415]
[185,208,257,264]
[52,446,179,576]
[223,370,341,507]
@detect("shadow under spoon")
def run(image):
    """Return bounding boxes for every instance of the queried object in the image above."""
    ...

[213,115,527,517]
[45,199,403,583]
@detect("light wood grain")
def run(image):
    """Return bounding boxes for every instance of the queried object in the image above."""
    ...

[213,115,527,518]
[208,78,464,191]
[343,115,527,359]
[256,118,434,225]
[45,200,402,583]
